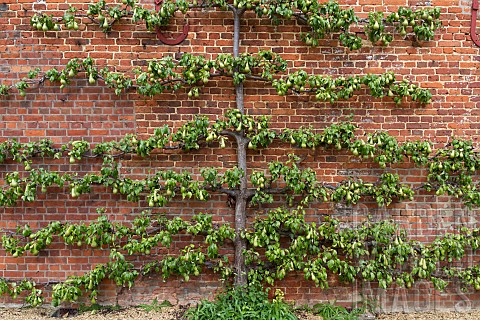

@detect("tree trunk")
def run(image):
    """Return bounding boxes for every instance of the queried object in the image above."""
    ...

[232,8,248,287]
[233,135,248,286]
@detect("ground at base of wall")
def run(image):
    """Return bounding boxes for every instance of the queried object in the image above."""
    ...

[2,306,480,320]
[378,311,480,320]
[0,306,184,320]
[0,306,322,320]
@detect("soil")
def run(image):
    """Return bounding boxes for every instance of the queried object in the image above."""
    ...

[0,306,322,320]
[377,311,480,320]
[2,306,480,319]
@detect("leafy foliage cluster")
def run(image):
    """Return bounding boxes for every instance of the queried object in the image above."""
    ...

[312,302,364,320]
[1,210,234,306]
[185,284,297,320]
[0,113,478,209]
[244,207,480,292]
[4,203,480,307]
[0,53,431,105]
[2,0,441,103]
[28,0,441,48]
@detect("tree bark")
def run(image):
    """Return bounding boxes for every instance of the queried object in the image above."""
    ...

[232,8,248,287]
[233,135,248,286]
[233,9,244,114]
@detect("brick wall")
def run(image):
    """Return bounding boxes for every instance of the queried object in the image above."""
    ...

[1,0,480,312]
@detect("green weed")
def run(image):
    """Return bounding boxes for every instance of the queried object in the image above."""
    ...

[185,285,297,320]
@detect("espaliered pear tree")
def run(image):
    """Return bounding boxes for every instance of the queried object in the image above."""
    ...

[5,0,480,308]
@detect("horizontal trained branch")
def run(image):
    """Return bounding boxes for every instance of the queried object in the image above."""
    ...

[243,207,480,291]
[3,207,480,306]
[0,114,478,206]
[28,0,441,50]
[1,210,234,306]
[0,52,431,104]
